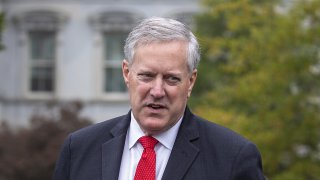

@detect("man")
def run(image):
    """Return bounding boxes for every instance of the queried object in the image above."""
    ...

[54,17,265,180]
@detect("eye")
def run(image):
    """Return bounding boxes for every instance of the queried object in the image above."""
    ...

[165,76,181,85]
[137,73,154,82]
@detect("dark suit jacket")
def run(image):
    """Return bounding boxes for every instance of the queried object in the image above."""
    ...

[54,107,264,180]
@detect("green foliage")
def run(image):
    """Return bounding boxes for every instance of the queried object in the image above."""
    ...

[192,0,320,179]
[0,101,92,180]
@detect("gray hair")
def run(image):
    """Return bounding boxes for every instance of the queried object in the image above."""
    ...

[124,17,200,73]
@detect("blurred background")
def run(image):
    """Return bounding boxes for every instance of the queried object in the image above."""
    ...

[0,0,319,179]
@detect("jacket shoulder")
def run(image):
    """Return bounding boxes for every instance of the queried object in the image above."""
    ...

[70,114,128,145]
[193,115,252,148]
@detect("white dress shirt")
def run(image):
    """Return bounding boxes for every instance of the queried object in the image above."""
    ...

[118,112,183,180]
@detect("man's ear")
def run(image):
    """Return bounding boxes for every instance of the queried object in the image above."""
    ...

[122,59,130,87]
[188,69,197,98]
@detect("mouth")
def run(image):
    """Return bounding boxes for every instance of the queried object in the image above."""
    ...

[146,103,167,110]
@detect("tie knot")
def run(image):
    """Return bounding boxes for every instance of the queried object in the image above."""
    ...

[138,136,158,149]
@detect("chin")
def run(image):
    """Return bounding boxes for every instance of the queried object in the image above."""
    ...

[142,122,166,134]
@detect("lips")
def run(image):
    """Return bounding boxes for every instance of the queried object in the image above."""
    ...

[146,103,167,110]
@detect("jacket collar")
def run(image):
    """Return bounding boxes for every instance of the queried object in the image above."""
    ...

[161,107,200,180]
[101,107,200,180]
[101,111,130,180]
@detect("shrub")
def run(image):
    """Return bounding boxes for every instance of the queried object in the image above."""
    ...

[0,101,92,180]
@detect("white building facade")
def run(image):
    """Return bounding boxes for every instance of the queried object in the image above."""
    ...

[0,0,200,126]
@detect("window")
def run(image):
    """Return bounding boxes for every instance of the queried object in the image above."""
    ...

[103,32,127,92]
[90,10,142,96]
[13,10,67,98]
[29,31,56,92]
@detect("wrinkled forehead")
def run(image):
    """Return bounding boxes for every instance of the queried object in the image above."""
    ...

[130,40,190,73]
[133,39,188,58]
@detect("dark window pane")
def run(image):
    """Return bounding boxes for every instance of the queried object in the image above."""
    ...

[104,67,126,92]
[104,32,128,93]
[104,32,127,61]
[30,67,54,92]
[29,30,55,93]
[29,31,55,61]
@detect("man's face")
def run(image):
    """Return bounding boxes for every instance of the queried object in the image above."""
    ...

[122,41,197,135]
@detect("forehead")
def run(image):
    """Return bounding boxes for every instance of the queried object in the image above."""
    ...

[132,41,188,70]
[134,40,187,60]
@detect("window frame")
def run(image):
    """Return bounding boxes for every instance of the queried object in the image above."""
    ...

[28,30,56,93]
[103,31,128,94]
[13,10,67,100]
[90,10,143,101]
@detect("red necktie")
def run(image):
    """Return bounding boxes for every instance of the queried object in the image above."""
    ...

[134,136,158,180]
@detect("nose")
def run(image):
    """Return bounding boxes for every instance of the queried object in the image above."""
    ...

[150,77,165,99]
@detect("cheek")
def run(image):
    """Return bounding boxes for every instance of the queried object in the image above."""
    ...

[176,86,191,104]
[167,86,187,102]
[130,81,150,99]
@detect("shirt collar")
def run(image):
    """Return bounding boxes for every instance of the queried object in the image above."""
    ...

[128,112,183,150]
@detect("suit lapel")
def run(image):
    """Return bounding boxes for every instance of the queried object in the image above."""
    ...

[162,108,200,180]
[100,108,199,180]
[101,113,130,180]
